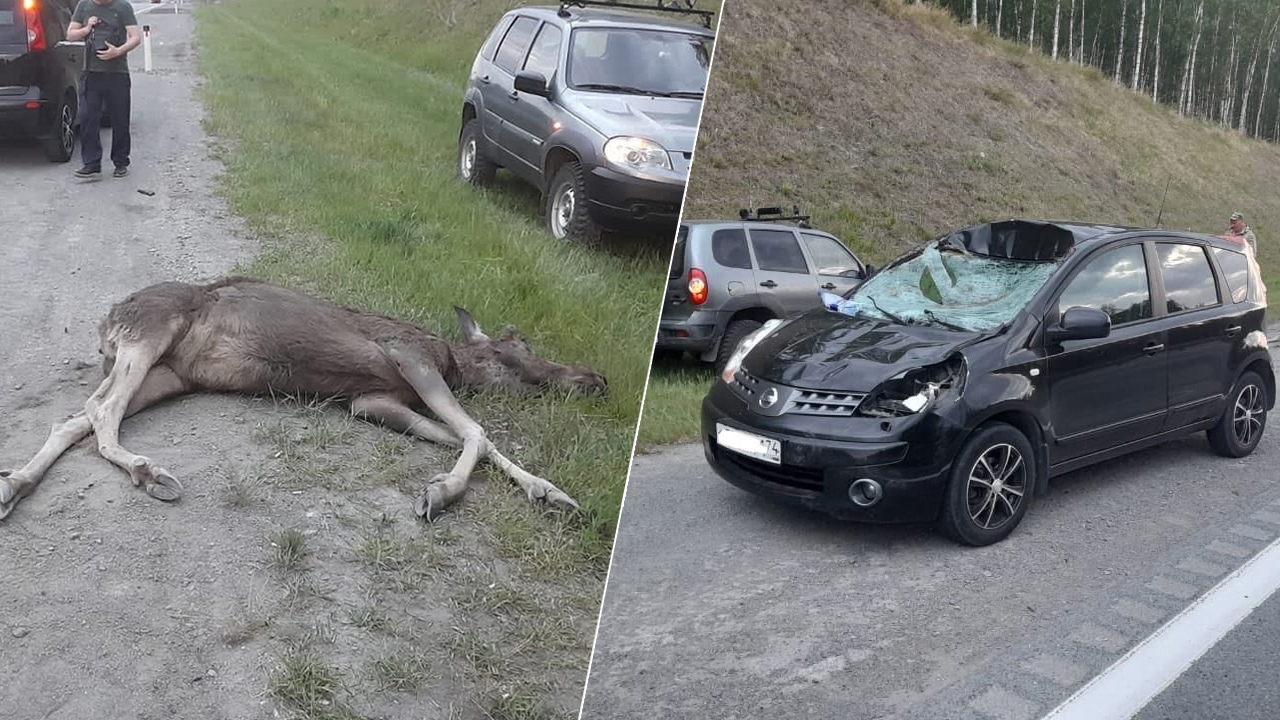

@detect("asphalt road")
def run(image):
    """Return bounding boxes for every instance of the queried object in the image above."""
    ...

[580,345,1280,720]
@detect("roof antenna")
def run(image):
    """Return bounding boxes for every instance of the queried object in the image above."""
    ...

[1154,174,1172,229]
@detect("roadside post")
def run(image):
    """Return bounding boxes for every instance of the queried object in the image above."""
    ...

[143,24,152,73]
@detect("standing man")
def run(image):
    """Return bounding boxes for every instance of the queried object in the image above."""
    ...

[66,0,141,180]
[1228,212,1258,255]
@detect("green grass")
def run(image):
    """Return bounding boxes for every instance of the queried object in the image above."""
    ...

[635,358,716,447]
[194,0,664,571]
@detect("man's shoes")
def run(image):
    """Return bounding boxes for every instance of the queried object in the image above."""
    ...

[74,165,101,179]
[112,166,129,178]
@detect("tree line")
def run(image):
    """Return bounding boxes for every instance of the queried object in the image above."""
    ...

[929,0,1280,143]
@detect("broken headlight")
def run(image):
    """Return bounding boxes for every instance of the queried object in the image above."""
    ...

[856,354,967,418]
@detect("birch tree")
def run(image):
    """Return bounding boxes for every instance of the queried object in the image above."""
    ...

[1131,0,1147,90]
[1151,0,1164,102]
[1114,0,1128,84]
[1052,0,1062,60]
[1179,0,1205,117]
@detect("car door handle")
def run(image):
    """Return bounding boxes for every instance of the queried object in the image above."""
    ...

[1226,325,1242,336]
[1143,342,1165,355]
[759,280,777,288]
[479,75,490,84]
[509,90,520,100]
[820,283,837,290]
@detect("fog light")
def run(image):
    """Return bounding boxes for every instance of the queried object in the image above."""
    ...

[848,478,883,507]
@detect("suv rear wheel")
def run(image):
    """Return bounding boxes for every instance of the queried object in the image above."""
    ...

[546,161,603,244]
[714,318,763,375]
[43,92,77,163]
[458,119,496,186]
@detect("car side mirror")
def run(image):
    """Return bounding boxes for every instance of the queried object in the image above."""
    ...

[514,71,551,98]
[863,264,876,278]
[1047,306,1111,344]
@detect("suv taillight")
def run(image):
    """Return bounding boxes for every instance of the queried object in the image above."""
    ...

[688,268,708,305]
[24,0,46,52]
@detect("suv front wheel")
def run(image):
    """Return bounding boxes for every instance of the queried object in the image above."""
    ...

[546,161,603,244]
[458,119,497,186]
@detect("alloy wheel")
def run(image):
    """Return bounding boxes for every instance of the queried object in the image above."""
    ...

[59,104,75,156]
[1233,383,1265,448]
[966,443,1026,531]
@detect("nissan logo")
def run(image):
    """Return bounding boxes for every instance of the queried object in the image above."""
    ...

[759,387,778,409]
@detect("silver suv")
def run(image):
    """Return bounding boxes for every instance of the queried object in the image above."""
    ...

[657,208,873,371]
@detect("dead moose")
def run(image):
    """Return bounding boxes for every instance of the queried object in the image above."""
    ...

[0,277,607,520]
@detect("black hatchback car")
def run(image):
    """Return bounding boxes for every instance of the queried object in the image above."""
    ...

[0,0,82,161]
[458,1,715,243]
[703,219,1274,546]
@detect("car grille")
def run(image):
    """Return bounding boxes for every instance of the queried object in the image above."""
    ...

[714,445,826,493]
[733,370,866,417]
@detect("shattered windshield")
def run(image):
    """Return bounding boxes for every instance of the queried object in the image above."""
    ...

[848,244,1058,332]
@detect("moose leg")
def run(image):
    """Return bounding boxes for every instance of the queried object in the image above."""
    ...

[84,345,185,502]
[0,365,190,519]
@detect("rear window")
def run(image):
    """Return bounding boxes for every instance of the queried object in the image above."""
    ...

[0,0,25,46]
[711,228,751,269]
[668,226,687,279]
[1212,246,1250,303]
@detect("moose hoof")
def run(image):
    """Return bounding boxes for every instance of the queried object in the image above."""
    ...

[525,478,581,513]
[414,473,465,522]
[0,472,19,521]
[144,467,183,502]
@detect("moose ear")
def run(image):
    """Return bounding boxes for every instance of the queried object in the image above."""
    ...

[498,324,518,342]
[454,306,489,343]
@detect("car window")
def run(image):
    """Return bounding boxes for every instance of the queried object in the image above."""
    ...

[1157,243,1220,313]
[800,232,860,276]
[670,226,687,279]
[493,15,540,74]
[567,27,712,95]
[1212,246,1250,303]
[712,228,752,270]
[749,229,809,274]
[1058,244,1152,326]
[0,0,24,46]
[479,16,512,61]
[522,22,562,79]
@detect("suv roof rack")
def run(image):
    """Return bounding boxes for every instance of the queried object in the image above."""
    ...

[739,206,813,228]
[557,0,716,29]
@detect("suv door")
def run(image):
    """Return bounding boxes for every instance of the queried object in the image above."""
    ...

[1155,240,1234,430]
[1045,242,1169,464]
[502,20,564,179]
[484,14,541,172]
[746,227,818,316]
[798,230,865,296]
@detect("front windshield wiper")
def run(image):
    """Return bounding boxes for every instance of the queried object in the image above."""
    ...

[575,83,664,95]
[922,309,968,332]
[664,90,704,98]
[865,296,907,326]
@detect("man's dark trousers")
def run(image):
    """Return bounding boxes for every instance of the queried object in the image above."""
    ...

[80,71,131,171]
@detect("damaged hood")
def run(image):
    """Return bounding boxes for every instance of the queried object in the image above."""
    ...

[743,310,986,393]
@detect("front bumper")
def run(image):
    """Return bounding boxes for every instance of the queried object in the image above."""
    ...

[583,164,686,230]
[655,308,729,353]
[700,380,957,524]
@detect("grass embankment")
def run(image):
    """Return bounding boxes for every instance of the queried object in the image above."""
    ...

[639,0,1280,448]
[192,0,678,716]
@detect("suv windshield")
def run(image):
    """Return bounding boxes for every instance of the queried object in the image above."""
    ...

[567,28,711,97]
[848,244,1058,332]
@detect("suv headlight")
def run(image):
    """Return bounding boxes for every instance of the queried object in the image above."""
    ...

[721,319,784,384]
[604,136,673,173]
[857,354,968,418]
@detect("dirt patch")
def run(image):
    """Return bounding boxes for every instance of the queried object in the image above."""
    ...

[0,8,592,720]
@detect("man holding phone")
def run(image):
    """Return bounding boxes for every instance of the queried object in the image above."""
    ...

[67,0,141,180]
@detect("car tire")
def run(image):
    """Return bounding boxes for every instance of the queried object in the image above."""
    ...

[457,119,496,187]
[937,422,1035,547]
[1207,370,1268,458]
[714,318,763,375]
[545,161,603,244]
[43,91,77,163]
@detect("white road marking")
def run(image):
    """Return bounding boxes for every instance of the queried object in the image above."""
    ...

[1040,535,1280,720]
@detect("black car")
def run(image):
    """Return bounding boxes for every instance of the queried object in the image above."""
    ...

[0,0,83,161]
[702,219,1274,546]
[458,0,715,243]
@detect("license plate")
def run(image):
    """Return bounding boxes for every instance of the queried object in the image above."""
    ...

[716,423,781,465]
